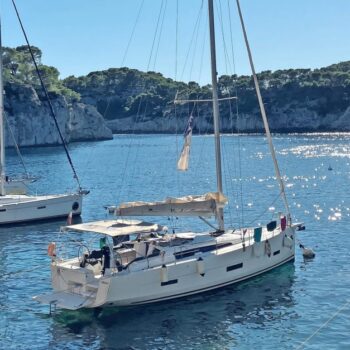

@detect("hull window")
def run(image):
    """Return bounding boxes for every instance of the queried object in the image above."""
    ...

[37,206,46,209]
[161,279,178,286]
[226,263,243,272]
[273,250,280,256]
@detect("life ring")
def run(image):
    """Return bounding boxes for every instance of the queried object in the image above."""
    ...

[265,240,271,257]
[47,242,56,257]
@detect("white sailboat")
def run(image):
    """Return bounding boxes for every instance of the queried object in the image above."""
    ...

[0,14,85,224]
[34,0,302,310]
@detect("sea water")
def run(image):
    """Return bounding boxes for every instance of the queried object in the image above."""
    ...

[0,134,349,349]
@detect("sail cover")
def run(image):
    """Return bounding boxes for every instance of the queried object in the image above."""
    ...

[62,219,168,237]
[115,192,227,217]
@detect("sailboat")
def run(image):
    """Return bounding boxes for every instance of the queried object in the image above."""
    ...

[0,10,86,224]
[34,0,302,310]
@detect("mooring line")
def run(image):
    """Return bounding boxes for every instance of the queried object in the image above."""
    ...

[1,265,44,279]
[295,299,350,349]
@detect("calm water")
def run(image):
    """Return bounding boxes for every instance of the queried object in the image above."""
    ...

[0,134,350,350]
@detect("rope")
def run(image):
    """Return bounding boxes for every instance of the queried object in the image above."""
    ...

[151,0,168,72]
[295,299,350,350]
[147,0,166,71]
[179,2,204,82]
[11,0,82,191]
[121,0,145,67]
[1,264,43,279]
[226,0,244,228]
[246,192,282,226]
[4,114,29,177]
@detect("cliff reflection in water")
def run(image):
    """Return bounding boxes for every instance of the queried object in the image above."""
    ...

[50,263,296,350]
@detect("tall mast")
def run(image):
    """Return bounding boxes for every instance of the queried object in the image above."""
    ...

[236,0,290,220]
[208,0,224,230]
[0,17,5,196]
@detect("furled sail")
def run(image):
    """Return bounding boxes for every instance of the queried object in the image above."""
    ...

[63,219,168,237]
[115,192,227,217]
[177,114,194,171]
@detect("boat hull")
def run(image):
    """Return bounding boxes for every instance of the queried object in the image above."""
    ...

[44,227,295,309]
[0,193,83,224]
[103,229,295,306]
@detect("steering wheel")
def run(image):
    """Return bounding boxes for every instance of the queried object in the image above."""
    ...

[78,244,91,266]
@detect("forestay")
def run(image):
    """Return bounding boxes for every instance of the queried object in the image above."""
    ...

[114,192,228,217]
[62,219,168,237]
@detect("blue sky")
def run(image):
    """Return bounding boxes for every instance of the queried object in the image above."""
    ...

[1,0,349,84]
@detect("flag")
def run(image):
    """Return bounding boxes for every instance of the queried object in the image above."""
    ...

[67,211,73,225]
[177,114,194,171]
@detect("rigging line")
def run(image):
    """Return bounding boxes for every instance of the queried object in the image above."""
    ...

[125,96,154,200]
[116,93,146,202]
[175,0,179,82]
[193,106,210,185]
[2,264,43,279]
[227,0,244,227]
[124,1,169,201]
[246,191,282,226]
[4,114,29,177]
[222,139,234,226]
[188,2,204,82]
[121,0,145,67]
[197,10,208,85]
[175,0,179,195]
[119,0,166,201]
[11,0,82,191]
[215,0,232,74]
[147,0,165,71]
[295,299,350,350]
[103,0,145,121]
[236,0,290,219]
[151,0,168,72]
[179,1,204,82]
[188,9,208,187]
[116,0,164,201]
[175,96,237,104]
[218,0,241,227]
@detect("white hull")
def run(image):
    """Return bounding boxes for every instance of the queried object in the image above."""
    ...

[0,193,83,224]
[37,226,295,309]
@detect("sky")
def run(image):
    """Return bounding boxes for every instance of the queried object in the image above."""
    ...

[1,0,349,84]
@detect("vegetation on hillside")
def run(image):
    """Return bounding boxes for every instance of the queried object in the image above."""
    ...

[3,45,350,126]
[63,61,350,121]
[3,45,80,101]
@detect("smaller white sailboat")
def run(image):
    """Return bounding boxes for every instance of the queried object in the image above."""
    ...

[0,9,86,225]
[34,0,302,310]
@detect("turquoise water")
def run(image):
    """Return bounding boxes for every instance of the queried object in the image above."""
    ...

[0,134,350,349]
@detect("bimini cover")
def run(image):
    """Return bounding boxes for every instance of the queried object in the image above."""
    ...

[115,192,227,217]
[62,219,168,237]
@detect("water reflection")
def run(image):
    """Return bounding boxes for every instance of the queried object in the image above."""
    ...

[49,263,296,349]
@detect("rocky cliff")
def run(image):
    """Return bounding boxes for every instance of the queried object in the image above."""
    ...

[4,83,113,147]
[64,62,350,134]
[5,43,350,142]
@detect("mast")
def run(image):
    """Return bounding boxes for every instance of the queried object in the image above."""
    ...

[0,17,5,196]
[236,0,291,220]
[208,0,224,230]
